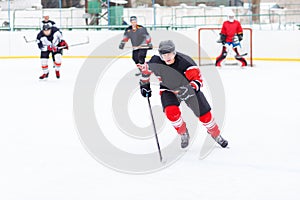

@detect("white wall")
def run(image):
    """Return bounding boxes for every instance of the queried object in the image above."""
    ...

[0,0,41,10]
[0,30,299,60]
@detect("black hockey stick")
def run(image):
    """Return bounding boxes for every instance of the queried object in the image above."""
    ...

[147,96,163,162]
[235,53,248,59]
[23,36,36,43]
[220,43,248,59]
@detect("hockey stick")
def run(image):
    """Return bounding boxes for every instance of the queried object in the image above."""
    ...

[147,96,163,163]
[58,36,90,49]
[235,53,248,59]
[131,44,155,50]
[23,36,37,43]
[221,43,248,60]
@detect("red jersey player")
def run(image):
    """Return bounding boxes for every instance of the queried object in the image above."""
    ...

[216,11,247,67]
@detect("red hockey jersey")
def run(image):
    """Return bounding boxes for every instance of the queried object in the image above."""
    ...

[220,20,243,42]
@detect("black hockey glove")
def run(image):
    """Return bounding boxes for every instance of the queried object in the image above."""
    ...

[119,41,125,49]
[237,33,243,41]
[175,84,195,101]
[219,33,226,45]
[140,82,152,98]
[147,43,153,49]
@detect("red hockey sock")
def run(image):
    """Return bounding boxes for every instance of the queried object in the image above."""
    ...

[199,111,220,138]
[41,65,49,74]
[165,105,186,135]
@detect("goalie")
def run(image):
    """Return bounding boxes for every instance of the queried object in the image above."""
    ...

[216,11,247,67]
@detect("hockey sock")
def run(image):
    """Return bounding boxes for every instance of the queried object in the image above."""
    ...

[41,65,49,74]
[199,111,220,138]
[165,105,186,135]
[54,61,61,71]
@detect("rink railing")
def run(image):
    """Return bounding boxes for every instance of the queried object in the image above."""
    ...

[1,8,300,31]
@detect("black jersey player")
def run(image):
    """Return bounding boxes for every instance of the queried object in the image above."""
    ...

[119,16,152,75]
[36,24,68,79]
[137,40,228,149]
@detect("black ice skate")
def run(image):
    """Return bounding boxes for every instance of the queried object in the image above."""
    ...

[213,135,228,148]
[39,72,49,79]
[180,130,190,148]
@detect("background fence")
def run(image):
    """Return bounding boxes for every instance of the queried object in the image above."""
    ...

[1,4,300,31]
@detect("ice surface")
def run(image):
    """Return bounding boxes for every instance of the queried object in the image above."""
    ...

[0,57,299,200]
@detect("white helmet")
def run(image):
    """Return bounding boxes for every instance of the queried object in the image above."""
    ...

[227,10,235,22]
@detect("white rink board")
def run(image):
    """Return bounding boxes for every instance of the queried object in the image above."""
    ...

[0,30,299,60]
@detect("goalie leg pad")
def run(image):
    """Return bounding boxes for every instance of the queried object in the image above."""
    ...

[233,47,247,66]
[215,46,227,66]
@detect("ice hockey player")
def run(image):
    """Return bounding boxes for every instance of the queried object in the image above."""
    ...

[137,40,228,149]
[36,24,68,79]
[118,16,153,75]
[216,11,247,67]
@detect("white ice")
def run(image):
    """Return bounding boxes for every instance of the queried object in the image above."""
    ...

[0,57,300,200]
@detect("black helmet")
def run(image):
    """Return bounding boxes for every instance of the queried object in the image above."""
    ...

[130,16,137,22]
[158,40,175,54]
[42,24,51,31]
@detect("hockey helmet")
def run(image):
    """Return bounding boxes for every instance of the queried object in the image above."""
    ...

[227,10,235,22]
[158,40,176,54]
[42,24,51,31]
[130,16,137,22]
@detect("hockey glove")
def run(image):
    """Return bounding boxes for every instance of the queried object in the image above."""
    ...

[47,45,58,52]
[217,33,226,45]
[59,40,69,50]
[147,43,153,49]
[140,82,152,98]
[119,41,125,49]
[237,33,243,41]
[175,84,195,101]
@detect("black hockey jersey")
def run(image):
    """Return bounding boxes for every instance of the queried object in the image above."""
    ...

[122,25,151,46]
[36,27,64,51]
[147,52,201,90]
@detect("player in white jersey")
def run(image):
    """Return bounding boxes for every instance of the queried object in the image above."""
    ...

[36,24,68,79]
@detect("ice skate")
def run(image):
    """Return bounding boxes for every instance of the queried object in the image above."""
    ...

[39,72,49,79]
[180,130,190,148]
[213,135,228,148]
[55,70,60,79]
